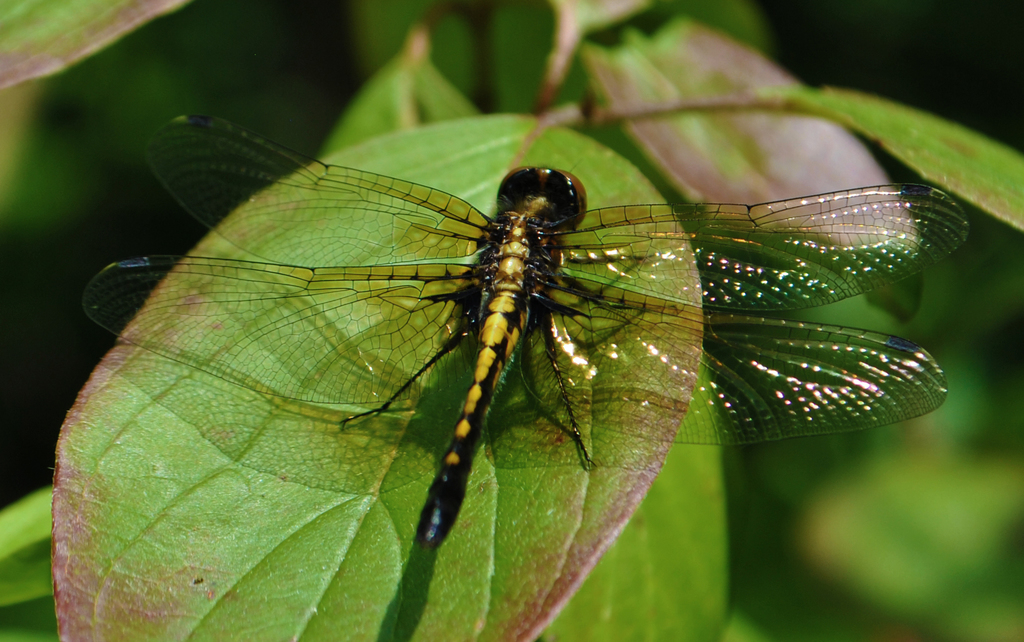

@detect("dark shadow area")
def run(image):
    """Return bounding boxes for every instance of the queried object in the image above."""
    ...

[379,543,439,642]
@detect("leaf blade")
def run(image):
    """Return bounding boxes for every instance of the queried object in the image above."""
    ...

[56,115,723,640]
[583,19,889,203]
[773,85,1024,230]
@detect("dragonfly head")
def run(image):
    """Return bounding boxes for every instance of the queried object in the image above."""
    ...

[497,167,587,225]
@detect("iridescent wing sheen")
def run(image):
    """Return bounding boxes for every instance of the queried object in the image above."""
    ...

[146,116,490,268]
[522,288,703,467]
[520,297,947,450]
[567,185,967,311]
[680,313,947,445]
[515,215,703,465]
[83,255,477,407]
[525,205,949,449]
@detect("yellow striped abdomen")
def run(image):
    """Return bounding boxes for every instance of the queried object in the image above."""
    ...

[415,220,530,547]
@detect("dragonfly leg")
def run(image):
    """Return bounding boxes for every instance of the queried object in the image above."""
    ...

[541,323,593,469]
[341,325,472,425]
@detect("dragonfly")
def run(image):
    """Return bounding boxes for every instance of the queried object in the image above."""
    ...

[84,115,968,548]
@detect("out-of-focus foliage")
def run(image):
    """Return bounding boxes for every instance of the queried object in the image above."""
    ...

[0,595,58,642]
[0,0,191,90]
[0,487,52,607]
[1,0,1023,640]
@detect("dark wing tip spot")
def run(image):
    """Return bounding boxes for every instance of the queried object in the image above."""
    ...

[885,335,921,352]
[186,114,214,127]
[901,184,933,197]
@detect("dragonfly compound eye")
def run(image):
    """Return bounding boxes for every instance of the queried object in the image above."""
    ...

[498,167,587,222]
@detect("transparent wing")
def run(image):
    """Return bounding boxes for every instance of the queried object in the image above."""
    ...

[510,218,704,468]
[564,184,968,311]
[84,255,477,407]
[680,313,947,445]
[514,286,703,470]
[147,115,490,267]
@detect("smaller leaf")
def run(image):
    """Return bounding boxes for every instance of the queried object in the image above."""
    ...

[0,0,191,90]
[321,27,478,153]
[773,86,1024,231]
[0,487,52,607]
[535,0,651,113]
[348,0,440,77]
[643,0,776,54]
[582,19,888,204]
[544,0,651,36]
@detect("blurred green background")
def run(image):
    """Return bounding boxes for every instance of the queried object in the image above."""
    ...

[1,1,1022,640]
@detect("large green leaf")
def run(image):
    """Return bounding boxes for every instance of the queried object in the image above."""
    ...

[0,487,52,607]
[547,425,727,640]
[54,115,723,640]
[0,0,190,90]
[771,85,1024,231]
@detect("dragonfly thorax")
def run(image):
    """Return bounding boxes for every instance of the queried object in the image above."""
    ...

[478,172,584,326]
